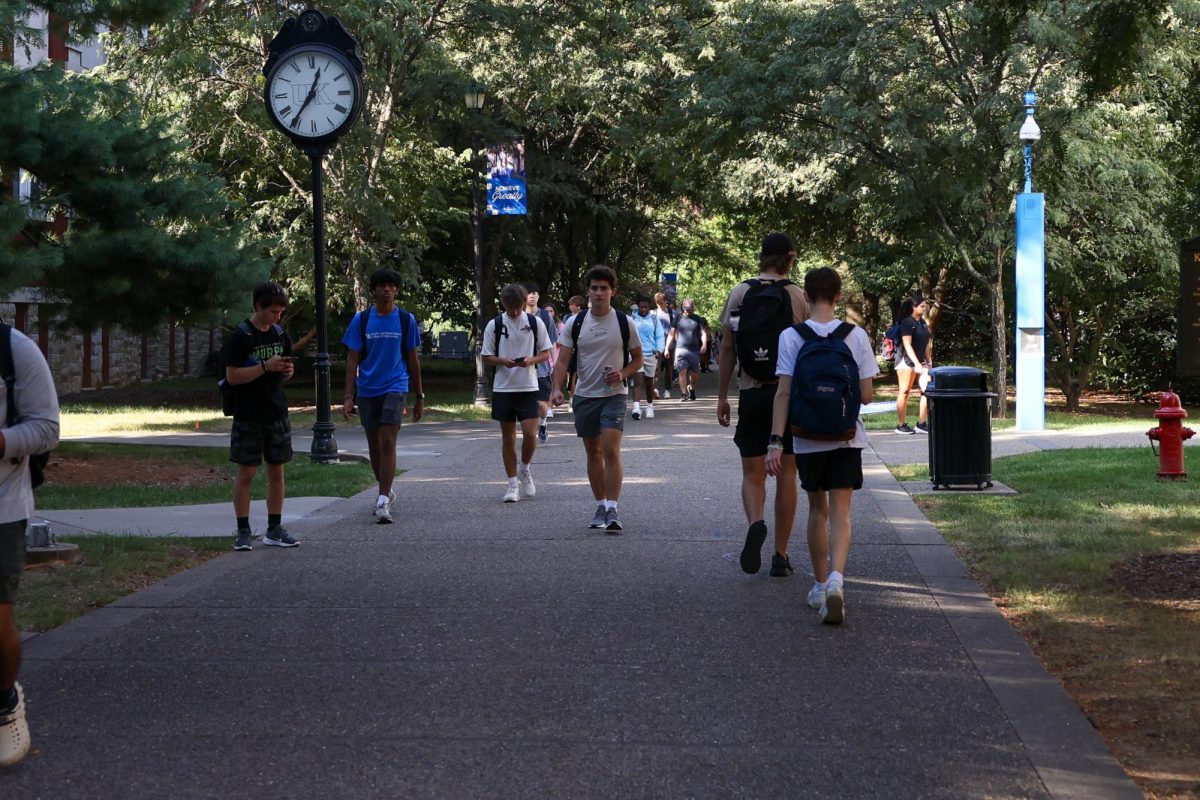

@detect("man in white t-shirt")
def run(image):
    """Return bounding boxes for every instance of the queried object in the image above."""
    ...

[765,267,879,625]
[550,265,644,532]
[482,284,553,503]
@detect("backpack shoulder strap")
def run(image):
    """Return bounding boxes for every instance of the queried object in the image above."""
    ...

[492,314,505,355]
[571,309,587,346]
[237,320,255,336]
[833,322,855,341]
[615,310,631,359]
[395,307,410,355]
[794,322,817,341]
[0,324,16,428]
[528,313,540,356]
[358,309,370,358]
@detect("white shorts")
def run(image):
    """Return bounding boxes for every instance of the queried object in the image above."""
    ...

[641,358,658,378]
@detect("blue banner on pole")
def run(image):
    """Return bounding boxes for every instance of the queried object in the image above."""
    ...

[486,139,527,216]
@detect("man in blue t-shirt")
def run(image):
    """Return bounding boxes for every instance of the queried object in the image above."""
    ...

[341,268,424,524]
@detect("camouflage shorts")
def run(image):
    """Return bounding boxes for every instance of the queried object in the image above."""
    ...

[229,418,293,466]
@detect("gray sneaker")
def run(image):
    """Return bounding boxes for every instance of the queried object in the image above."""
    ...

[588,504,607,529]
[604,507,622,533]
[263,526,299,547]
[233,530,253,551]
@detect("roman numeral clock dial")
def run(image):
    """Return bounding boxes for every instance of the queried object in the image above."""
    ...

[264,43,362,144]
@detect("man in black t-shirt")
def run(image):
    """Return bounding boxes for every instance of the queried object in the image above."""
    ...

[222,281,297,550]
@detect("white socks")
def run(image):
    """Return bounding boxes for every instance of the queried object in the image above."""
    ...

[605,500,618,511]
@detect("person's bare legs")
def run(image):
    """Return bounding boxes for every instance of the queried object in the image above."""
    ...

[774,454,798,556]
[740,456,767,525]
[0,604,19,693]
[917,372,931,424]
[600,427,624,500]
[806,489,831,582]
[827,488,853,574]
[520,417,539,466]
[265,463,285,515]
[582,435,607,501]
[233,464,257,518]
[895,368,917,426]
[374,424,399,498]
[500,420,519,477]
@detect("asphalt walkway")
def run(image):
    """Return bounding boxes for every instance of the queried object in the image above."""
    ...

[7,384,1143,798]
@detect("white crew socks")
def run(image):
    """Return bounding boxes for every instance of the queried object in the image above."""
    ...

[605,500,618,511]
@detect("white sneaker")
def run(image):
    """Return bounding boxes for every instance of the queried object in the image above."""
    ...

[663,389,671,399]
[519,467,536,499]
[546,408,554,419]
[820,577,845,624]
[389,489,396,503]
[631,402,641,421]
[0,684,30,767]
[807,583,826,610]
[503,482,520,503]
[374,497,393,524]
[645,405,655,419]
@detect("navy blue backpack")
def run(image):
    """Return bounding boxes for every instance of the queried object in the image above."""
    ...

[789,322,861,441]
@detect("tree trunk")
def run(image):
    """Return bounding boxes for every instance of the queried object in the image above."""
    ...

[989,278,1007,418]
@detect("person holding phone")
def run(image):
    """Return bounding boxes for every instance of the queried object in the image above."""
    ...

[481,284,553,503]
[222,281,298,550]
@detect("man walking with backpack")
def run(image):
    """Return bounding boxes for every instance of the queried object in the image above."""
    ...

[222,281,298,550]
[342,268,425,524]
[766,267,879,625]
[0,321,59,766]
[482,284,553,502]
[550,265,644,532]
[521,282,559,442]
[629,294,665,420]
[717,232,809,577]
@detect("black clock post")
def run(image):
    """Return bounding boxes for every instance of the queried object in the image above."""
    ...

[263,9,364,463]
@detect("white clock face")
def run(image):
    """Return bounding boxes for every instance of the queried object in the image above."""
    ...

[268,49,357,139]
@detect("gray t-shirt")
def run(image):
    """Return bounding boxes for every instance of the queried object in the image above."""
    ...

[672,313,706,353]
[559,309,640,398]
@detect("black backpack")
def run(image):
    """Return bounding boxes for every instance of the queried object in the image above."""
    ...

[492,313,542,358]
[217,321,283,417]
[733,279,795,382]
[569,309,632,380]
[0,323,51,488]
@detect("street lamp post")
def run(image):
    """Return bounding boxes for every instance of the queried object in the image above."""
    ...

[465,85,490,406]
[1015,90,1045,431]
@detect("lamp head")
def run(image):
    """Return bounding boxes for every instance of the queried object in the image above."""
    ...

[464,84,486,111]
[1019,115,1041,142]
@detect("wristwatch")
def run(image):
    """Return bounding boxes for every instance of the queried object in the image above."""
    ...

[767,434,784,452]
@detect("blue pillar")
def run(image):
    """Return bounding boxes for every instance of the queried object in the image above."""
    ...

[1015,191,1045,431]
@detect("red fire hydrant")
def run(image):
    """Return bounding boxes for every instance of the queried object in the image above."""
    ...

[1147,391,1195,480]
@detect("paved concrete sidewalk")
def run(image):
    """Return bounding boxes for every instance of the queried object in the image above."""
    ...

[8,392,1140,798]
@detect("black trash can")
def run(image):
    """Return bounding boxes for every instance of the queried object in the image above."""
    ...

[925,367,997,490]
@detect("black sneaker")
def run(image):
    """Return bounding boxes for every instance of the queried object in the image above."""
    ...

[769,552,794,577]
[233,530,253,551]
[604,507,622,533]
[915,421,929,434]
[739,520,767,574]
[263,525,299,547]
[538,424,548,443]
[895,424,916,435]
[689,387,696,401]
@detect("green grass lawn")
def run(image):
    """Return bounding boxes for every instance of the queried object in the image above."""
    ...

[38,442,378,509]
[896,448,1199,795]
[17,535,228,632]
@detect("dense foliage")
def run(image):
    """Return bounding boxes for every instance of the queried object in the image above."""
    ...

[5,0,1199,408]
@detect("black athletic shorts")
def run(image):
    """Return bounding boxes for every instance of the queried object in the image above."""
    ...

[0,519,26,605]
[734,385,793,458]
[492,390,540,423]
[796,447,863,492]
[229,418,293,466]
[537,376,552,402]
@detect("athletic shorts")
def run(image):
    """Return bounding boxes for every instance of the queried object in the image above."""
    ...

[0,520,26,605]
[796,447,863,492]
[734,385,793,458]
[641,358,658,378]
[537,376,552,402]
[674,350,700,372]
[492,391,539,423]
[359,392,407,431]
[572,394,626,438]
[229,418,293,466]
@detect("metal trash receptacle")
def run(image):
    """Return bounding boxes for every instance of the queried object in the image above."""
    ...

[925,366,997,490]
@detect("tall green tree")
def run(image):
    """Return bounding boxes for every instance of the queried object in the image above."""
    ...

[0,2,267,331]
[685,0,1169,415]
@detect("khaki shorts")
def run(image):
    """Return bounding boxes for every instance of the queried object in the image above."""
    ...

[641,358,658,378]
